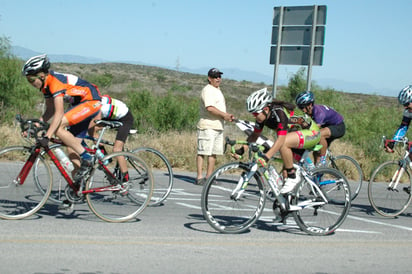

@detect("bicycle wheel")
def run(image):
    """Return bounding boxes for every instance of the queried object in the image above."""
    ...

[86,151,154,222]
[368,161,412,217]
[292,167,351,236]
[0,146,53,219]
[130,147,173,206]
[201,162,266,234]
[329,155,363,201]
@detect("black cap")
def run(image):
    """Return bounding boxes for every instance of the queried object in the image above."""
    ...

[208,68,223,77]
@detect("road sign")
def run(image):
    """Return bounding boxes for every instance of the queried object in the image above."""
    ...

[270,5,327,97]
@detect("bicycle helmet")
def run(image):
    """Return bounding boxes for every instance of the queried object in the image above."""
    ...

[398,85,412,106]
[246,88,273,113]
[295,91,315,108]
[22,54,50,76]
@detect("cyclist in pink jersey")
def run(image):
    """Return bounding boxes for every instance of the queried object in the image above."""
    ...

[246,88,320,194]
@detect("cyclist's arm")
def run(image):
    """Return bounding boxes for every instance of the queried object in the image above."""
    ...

[41,97,55,122]
[45,96,65,138]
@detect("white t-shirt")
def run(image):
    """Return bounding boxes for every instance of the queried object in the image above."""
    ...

[197,84,227,130]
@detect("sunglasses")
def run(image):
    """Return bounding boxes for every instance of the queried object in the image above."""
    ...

[252,110,263,117]
[210,75,222,79]
[27,76,38,83]
[404,103,411,107]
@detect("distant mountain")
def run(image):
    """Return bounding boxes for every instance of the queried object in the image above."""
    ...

[12,46,395,97]
[12,46,108,64]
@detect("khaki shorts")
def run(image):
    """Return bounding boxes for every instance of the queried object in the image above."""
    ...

[197,128,224,156]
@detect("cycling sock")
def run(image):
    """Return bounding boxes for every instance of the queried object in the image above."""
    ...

[80,150,92,161]
[121,172,129,182]
[286,168,296,179]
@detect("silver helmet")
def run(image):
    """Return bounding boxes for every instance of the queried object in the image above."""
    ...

[398,85,412,106]
[246,88,273,113]
[22,54,50,76]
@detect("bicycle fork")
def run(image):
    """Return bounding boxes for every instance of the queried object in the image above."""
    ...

[14,148,40,186]
[388,164,407,191]
[230,163,258,200]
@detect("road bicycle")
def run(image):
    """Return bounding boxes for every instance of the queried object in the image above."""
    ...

[368,136,412,217]
[201,137,351,236]
[234,118,362,202]
[0,115,154,222]
[33,122,173,207]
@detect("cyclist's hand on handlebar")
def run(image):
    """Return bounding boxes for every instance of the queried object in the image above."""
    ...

[230,146,245,160]
[384,140,395,153]
[257,152,269,167]
[37,136,50,148]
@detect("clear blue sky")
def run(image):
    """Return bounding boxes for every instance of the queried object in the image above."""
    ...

[1,0,411,96]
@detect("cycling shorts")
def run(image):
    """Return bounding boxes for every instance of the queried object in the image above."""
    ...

[114,111,134,143]
[293,129,321,149]
[66,100,101,138]
[324,122,345,146]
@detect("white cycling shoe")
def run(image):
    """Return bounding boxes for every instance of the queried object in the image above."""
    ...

[281,171,301,194]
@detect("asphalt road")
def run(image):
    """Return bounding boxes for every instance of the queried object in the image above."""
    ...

[1,171,412,274]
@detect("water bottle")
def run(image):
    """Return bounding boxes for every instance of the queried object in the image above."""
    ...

[96,148,109,165]
[54,147,74,172]
[268,165,282,188]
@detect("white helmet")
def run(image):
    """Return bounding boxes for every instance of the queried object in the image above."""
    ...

[246,88,273,113]
[22,54,50,76]
[398,85,412,106]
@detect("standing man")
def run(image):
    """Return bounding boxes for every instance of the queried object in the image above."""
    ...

[195,68,234,185]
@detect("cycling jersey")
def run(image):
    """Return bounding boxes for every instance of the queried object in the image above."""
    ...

[312,104,344,126]
[42,70,101,103]
[254,104,320,149]
[100,95,129,120]
[393,109,412,141]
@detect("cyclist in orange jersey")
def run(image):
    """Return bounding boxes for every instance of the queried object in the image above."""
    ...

[22,54,102,183]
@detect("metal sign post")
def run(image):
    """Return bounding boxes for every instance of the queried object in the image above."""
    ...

[270,5,327,98]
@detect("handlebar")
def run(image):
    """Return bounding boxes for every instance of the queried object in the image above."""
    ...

[15,114,49,142]
[382,136,412,153]
[224,136,279,165]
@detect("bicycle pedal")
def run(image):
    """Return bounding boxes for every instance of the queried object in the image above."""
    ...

[58,200,74,211]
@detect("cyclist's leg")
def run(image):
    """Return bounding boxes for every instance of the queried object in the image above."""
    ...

[113,112,134,180]
[63,101,101,181]
[280,130,320,193]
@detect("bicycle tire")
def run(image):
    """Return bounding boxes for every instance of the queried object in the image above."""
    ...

[329,155,363,201]
[292,167,351,236]
[0,146,53,220]
[201,162,266,234]
[368,161,412,217]
[86,151,154,222]
[130,147,173,206]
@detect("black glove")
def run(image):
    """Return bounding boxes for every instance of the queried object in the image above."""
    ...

[38,136,49,148]
[235,146,245,156]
